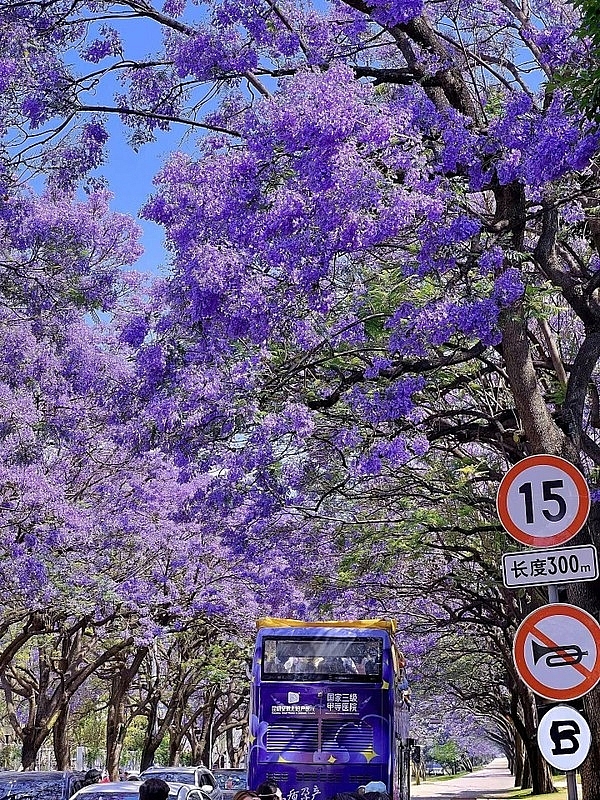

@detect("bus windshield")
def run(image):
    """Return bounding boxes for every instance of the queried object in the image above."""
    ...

[261,635,382,680]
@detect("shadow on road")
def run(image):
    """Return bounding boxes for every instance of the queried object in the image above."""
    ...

[410,759,515,800]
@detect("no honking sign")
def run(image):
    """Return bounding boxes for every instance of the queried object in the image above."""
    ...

[513,604,600,701]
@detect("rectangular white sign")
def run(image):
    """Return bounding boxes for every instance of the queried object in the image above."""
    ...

[502,545,598,588]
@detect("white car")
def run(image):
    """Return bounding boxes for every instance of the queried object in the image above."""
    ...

[428,766,445,776]
[139,768,222,800]
[72,781,211,800]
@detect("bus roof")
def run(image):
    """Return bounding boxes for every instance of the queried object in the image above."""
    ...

[256,618,397,633]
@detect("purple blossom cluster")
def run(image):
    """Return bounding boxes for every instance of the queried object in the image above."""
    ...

[81,26,122,62]
[169,28,258,81]
[347,377,425,426]
[370,0,424,26]
[485,92,600,186]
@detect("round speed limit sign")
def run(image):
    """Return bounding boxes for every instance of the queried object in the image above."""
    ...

[497,455,590,547]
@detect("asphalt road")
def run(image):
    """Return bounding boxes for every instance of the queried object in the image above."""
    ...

[410,759,515,800]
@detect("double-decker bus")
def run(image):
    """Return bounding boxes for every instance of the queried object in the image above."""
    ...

[247,619,411,800]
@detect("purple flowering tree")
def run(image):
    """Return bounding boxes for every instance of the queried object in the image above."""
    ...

[0,181,308,770]
[4,0,600,792]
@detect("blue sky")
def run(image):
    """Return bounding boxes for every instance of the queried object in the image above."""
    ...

[82,12,202,276]
[98,118,194,276]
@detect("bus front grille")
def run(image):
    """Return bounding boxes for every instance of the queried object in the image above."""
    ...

[266,721,319,752]
[322,721,374,753]
[265,720,374,754]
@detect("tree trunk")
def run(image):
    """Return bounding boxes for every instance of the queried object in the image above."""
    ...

[169,713,185,767]
[521,755,531,793]
[520,692,554,794]
[53,706,71,770]
[106,648,148,780]
[21,722,52,770]
[226,728,235,768]
[569,569,600,800]
[186,724,205,767]
[140,695,164,771]
[525,741,554,795]
[513,733,524,788]
[105,693,126,780]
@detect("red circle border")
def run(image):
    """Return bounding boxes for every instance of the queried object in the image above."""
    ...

[513,603,600,701]
[497,455,590,547]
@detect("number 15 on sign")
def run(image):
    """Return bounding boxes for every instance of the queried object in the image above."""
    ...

[497,455,590,548]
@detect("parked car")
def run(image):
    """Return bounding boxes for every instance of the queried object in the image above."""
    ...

[72,781,211,800]
[139,768,222,800]
[213,770,248,800]
[0,770,83,800]
[427,764,445,776]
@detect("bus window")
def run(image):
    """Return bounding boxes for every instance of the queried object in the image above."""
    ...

[261,637,383,682]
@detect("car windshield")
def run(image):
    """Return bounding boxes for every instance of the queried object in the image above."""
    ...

[143,774,194,786]
[0,779,65,800]
[215,776,246,790]
[78,793,139,800]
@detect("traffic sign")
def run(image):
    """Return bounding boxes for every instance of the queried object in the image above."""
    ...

[513,604,600,701]
[502,545,598,588]
[537,705,591,770]
[497,455,590,547]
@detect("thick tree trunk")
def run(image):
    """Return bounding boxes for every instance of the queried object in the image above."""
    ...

[186,721,207,767]
[106,648,148,779]
[53,706,71,770]
[105,694,126,779]
[168,735,182,767]
[189,737,203,766]
[513,734,524,788]
[501,306,567,457]
[139,695,165,771]
[580,684,600,800]
[569,574,600,800]
[21,723,51,770]
[521,756,531,792]
[141,690,187,769]
[226,728,235,767]
[169,716,185,767]
[514,684,555,794]
[525,742,554,794]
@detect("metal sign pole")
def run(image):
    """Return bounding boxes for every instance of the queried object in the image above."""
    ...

[546,584,578,800]
[566,769,578,800]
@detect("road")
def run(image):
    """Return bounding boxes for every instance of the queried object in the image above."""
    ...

[410,759,515,800]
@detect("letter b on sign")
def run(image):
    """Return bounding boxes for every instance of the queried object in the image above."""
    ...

[537,706,591,770]
[550,720,580,755]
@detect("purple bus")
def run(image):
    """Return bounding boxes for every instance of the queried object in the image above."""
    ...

[248,619,411,800]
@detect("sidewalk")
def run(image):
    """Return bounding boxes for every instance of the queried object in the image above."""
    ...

[410,759,516,800]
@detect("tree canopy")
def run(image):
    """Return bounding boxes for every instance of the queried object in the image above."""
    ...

[1,0,600,790]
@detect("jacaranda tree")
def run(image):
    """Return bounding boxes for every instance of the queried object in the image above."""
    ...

[3,0,600,791]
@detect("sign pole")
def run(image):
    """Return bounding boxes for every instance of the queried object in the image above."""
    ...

[545,584,577,800]
[566,769,578,800]
[547,585,559,604]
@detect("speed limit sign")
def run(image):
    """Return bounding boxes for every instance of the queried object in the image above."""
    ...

[497,455,590,547]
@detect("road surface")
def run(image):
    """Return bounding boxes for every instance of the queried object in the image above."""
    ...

[410,759,515,800]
